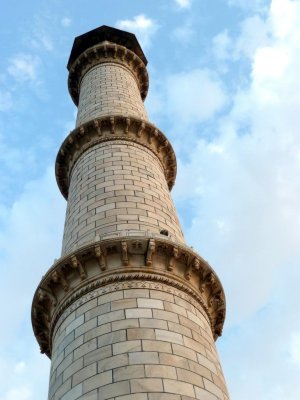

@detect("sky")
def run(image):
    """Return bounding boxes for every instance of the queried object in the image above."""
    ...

[0,0,299,398]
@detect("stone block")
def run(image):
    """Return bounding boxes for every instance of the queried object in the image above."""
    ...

[113,340,142,355]
[129,351,159,365]
[172,343,198,362]
[194,386,218,400]
[98,309,125,325]
[155,329,183,345]
[127,328,155,340]
[97,330,126,348]
[145,365,176,379]
[82,370,112,394]
[83,345,112,366]
[167,321,192,338]
[163,379,195,397]
[197,353,218,374]
[114,365,145,382]
[131,378,163,393]
[74,338,97,360]
[176,367,204,387]
[66,315,84,335]
[159,353,189,370]
[63,358,83,382]
[111,298,137,311]
[116,394,147,400]
[152,309,179,323]
[137,298,164,309]
[203,378,225,400]
[139,318,168,330]
[142,339,172,354]
[125,308,152,319]
[112,318,139,331]
[84,322,111,341]
[98,353,129,373]
[97,380,130,400]
[148,394,180,400]
[72,363,97,386]
[75,318,97,339]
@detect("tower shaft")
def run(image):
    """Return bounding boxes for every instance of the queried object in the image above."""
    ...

[32,25,229,400]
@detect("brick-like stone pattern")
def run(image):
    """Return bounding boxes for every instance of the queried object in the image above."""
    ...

[62,140,184,256]
[76,63,148,127]
[49,283,229,400]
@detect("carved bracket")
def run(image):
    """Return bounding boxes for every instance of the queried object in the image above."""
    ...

[168,246,179,271]
[94,244,106,271]
[121,241,129,266]
[146,239,155,266]
[70,255,86,280]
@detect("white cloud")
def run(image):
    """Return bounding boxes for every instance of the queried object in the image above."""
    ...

[2,387,32,400]
[171,0,300,397]
[253,46,289,82]
[172,20,195,44]
[165,69,228,125]
[176,0,300,320]
[116,14,158,48]
[61,17,72,27]
[175,0,192,8]
[213,15,271,63]
[0,351,49,400]
[26,14,55,52]
[14,362,26,374]
[270,0,299,38]
[212,30,232,60]
[0,168,63,399]
[289,332,300,364]
[0,167,65,343]
[235,15,271,59]
[7,54,40,83]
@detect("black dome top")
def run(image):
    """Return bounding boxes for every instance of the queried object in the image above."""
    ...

[67,25,147,70]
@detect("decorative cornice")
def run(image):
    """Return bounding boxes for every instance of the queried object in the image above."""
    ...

[55,116,177,199]
[68,41,149,105]
[32,236,226,358]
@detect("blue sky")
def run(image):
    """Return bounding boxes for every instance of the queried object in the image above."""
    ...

[1,0,300,399]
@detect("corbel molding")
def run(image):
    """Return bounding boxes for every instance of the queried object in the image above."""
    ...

[68,41,149,105]
[32,236,226,358]
[55,116,177,199]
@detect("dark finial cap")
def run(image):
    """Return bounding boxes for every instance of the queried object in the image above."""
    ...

[67,25,147,70]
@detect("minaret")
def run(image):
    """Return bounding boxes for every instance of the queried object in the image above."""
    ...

[32,26,229,400]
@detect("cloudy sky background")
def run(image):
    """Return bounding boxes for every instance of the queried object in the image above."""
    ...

[0,0,300,398]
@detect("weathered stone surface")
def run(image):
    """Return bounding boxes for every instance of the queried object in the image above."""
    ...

[32,24,229,400]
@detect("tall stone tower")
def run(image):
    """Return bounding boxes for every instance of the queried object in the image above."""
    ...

[32,26,229,400]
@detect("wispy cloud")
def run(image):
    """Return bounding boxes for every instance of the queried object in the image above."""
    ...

[61,17,72,27]
[172,20,195,44]
[7,54,40,83]
[212,30,232,60]
[2,387,32,400]
[14,362,26,374]
[116,14,158,48]
[0,90,13,111]
[24,13,56,52]
[175,0,192,9]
